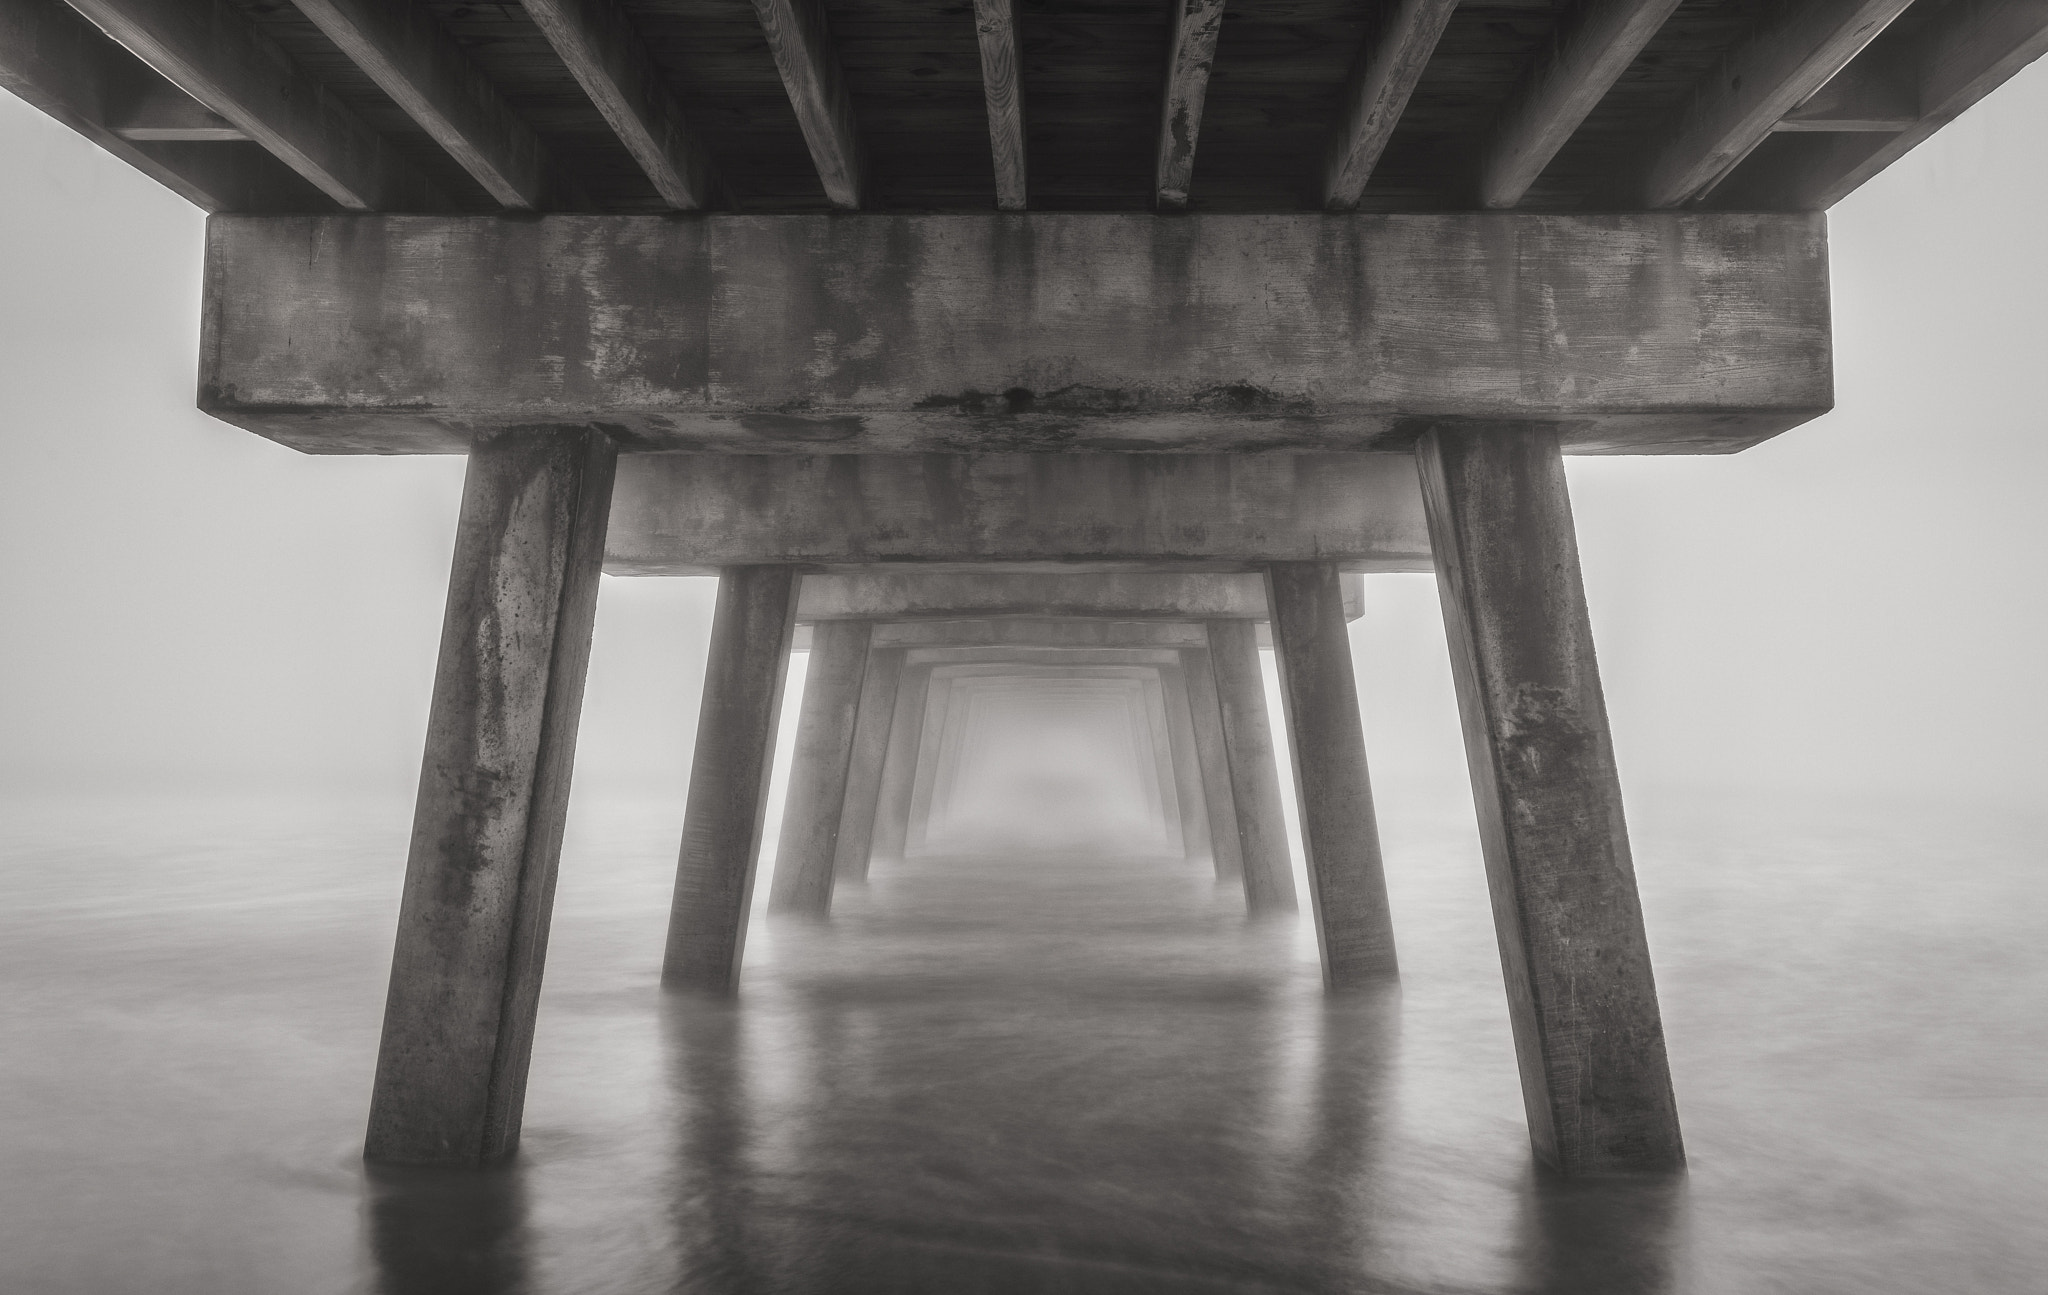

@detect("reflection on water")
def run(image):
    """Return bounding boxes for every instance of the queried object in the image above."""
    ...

[1,790,2045,1292]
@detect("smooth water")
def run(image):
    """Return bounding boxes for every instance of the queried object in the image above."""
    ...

[1,789,2044,1293]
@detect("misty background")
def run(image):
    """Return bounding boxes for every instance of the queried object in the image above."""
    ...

[3,67,2046,828]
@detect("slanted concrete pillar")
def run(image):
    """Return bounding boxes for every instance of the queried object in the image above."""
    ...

[870,662,934,863]
[1203,620,1297,914]
[1179,641,1246,884]
[365,427,616,1166]
[831,644,905,885]
[1264,563,1398,987]
[1415,423,1683,1176]
[767,619,873,916]
[1156,663,1213,862]
[661,566,801,993]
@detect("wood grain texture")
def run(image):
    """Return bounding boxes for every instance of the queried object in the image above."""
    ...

[61,0,443,209]
[1203,619,1295,915]
[1321,0,1457,208]
[0,0,319,209]
[768,618,871,916]
[1154,0,1227,209]
[291,0,558,208]
[750,0,864,207]
[201,212,1833,455]
[830,643,903,884]
[1716,0,2048,210]
[970,0,1025,210]
[364,426,616,1165]
[1478,0,1682,209]
[661,565,800,993]
[1265,561,1395,986]
[1642,0,1914,207]
[604,452,1431,573]
[521,0,719,209]
[1415,421,1683,1177]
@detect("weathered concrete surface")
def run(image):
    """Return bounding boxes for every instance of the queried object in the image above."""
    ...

[1203,620,1297,915]
[1180,640,1247,886]
[1416,422,1684,1177]
[831,643,903,885]
[365,427,615,1166]
[870,660,934,864]
[795,572,1364,622]
[767,619,871,917]
[201,214,1831,455]
[661,566,800,994]
[604,453,1430,574]
[880,619,1208,650]
[1265,563,1398,988]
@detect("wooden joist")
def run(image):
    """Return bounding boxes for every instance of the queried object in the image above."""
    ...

[60,0,441,210]
[1773,59,1918,131]
[521,0,719,210]
[290,0,559,209]
[0,0,310,209]
[1154,0,1227,210]
[1478,0,1682,209]
[1643,0,1915,208]
[110,82,244,140]
[751,0,864,209]
[1322,0,1457,209]
[971,0,1026,211]
[1727,0,2048,209]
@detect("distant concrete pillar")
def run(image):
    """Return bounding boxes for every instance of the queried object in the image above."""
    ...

[870,662,934,863]
[364,427,616,1166]
[661,565,801,994]
[1157,663,1213,861]
[831,644,905,885]
[1264,562,1398,987]
[1416,423,1684,1176]
[1204,620,1297,914]
[767,619,872,916]
[1179,641,1246,884]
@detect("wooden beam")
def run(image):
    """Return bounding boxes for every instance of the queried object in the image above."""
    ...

[971,0,1025,211]
[1721,1,2048,209]
[1642,0,1914,208]
[290,0,558,209]
[202,213,1834,456]
[1322,0,1456,209]
[61,0,442,211]
[1478,0,1682,209]
[1772,57,1917,131]
[1154,0,1227,210]
[521,0,718,210]
[110,82,244,140]
[750,0,863,209]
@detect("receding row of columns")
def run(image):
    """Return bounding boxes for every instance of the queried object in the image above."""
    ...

[362,424,1683,1180]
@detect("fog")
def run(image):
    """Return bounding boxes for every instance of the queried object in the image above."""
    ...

[3,64,2047,819]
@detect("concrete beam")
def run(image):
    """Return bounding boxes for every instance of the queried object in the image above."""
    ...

[883,620,1208,650]
[1266,561,1397,988]
[1416,422,1684,1176]
[364,427,615,1165]
[796,572,1365,623]
[605,454,1429,573]
[661,566,800,993]
[200,213,1832,455]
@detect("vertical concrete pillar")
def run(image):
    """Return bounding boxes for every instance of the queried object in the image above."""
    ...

[1179,642,1247,884]
[1415,423,1684,1176]
[1157,663,1213,861]
[364,427,616,1166]
[1264,563,1399,987]
[869,662,933,863]
[767,619,872,916]
[1204,620,1297,914]
[661,566,801,994]
[831,644,905,885]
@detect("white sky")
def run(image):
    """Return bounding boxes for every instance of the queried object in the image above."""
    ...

[2,67,2046,816]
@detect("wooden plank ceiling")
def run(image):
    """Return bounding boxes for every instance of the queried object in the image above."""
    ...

[4,0,2046,215]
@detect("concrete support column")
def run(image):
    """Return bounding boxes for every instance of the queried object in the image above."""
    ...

[1180,642,1247,884]
[1204,620,1297,914]
[767,620,873,916]
[832,645,906,885]
[661,566,801,993]
[1264,563,1398,987]
[1416,422,1684,1176]
[364,427,616,1166]
[1157,663,1213,862]
[870,662,934,863]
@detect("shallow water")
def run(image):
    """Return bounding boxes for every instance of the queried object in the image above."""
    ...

[1,789,2044,1293]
